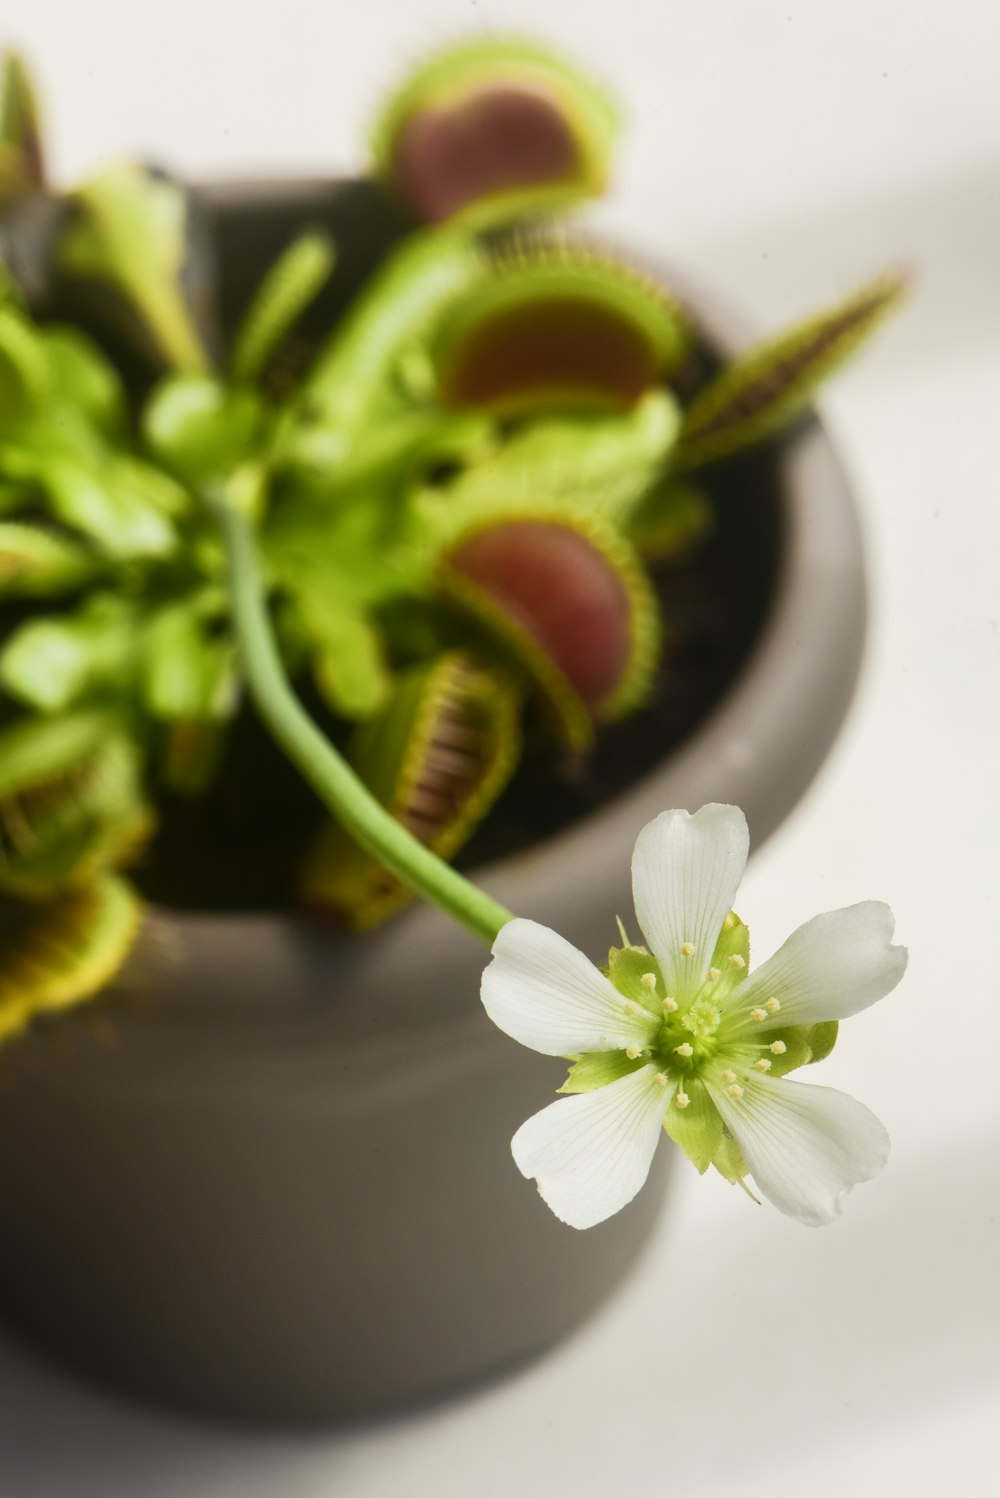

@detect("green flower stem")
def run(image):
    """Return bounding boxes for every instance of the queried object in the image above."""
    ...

[213,496,514,947]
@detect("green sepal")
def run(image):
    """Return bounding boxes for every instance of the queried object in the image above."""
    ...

[143,372,261,485]
[627,475,714,561]
[662,1078,724,1175]
[762,1020,839,1077]
[706,910,751,1002]
[0,521,100,598]
[57,162,209,371]
[0,711,153,898]
[806,1018,839,1065]
[437,508,660,748]
[370,36,618,227]
[0,593,138,712]
[604,943,664,1018]
[300,651,521,927]
[431,244,690,417]
[559,1050,645,1094]
[711,1129,754,1192]
[675,271,908,470]
[0,51,45,198]
[230,230,335,384]
[0,875,141,1045]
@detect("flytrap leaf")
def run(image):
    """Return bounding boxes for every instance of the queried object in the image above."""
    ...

[674,271,908,469]
[230,230,336,385]
[300,651,521,927]
[431,245,690,417]
[425,391,681,529]
[0,51,45,198]
[0,522,100,598]
[143,373,262,485]
[371,37,618,227]
[0,875,141,1045]
[437,512,659,748]
[1,593,140,711]
[0,711,154,898]
[57,162,209,371]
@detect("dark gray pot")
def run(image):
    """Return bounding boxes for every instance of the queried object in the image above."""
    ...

[0,185,866,1423]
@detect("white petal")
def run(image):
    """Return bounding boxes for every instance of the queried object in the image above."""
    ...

[481,918,657,1057]
[631,805,749,1004]
[739,902,908,1028]
[707,1072,890,1226]
[512,1065,673,1229]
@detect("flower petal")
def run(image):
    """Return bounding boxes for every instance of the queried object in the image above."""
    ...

[706,1071,890,1226]
[739,902,907,1029]
[481,917,657,1056]
[631,804,749,1004]
[512,1064,673,1228]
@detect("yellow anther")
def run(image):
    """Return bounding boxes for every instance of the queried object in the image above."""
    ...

[728,954,746,970]
[681,942,696,957]
[766,996,781,1014]
[674,1042,694,1058]
[750,1007,768,1022]
[754,1058,772,1072]
[728,1083,744,1101]
[770,1040,787,1055]
[707,966,721,981]
[675,1091,690,1109]
[654,1071,668,1088]
[662,996,678,1013]
[721,1068,737,1085]
[625,1045,642,1060]
[640,972,657,989]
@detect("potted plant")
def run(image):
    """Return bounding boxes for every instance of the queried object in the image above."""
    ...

[0,38,905,1419]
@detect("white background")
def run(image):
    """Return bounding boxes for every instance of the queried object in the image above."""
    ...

[1,1,998,1493]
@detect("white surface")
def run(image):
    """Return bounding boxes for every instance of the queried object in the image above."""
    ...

[1,1,998,1493]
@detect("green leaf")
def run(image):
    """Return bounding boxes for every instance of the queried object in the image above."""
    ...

[0,521,99,597]
[143,372,261,484]
[662,1078,724,1175]
[300,651,521,927]
[0,51,45,198]
[285,585,392,721]
[371,36,618,227]
[627,475,714,561]
[231,230,336,384]
[428,392,680,527]
[0,876,141,1045]
[140,600,236,723]
[0,444,179,558]
[57,162,208,371]
[40,324,127,437]
[0,594,138,711]
[0,302,49,433]
[675,271,908,469]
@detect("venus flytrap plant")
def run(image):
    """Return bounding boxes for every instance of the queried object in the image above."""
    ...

[0,27,907,1226]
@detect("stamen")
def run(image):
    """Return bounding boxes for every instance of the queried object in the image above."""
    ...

[770,1040,787,1055]
[728,1083,744,1101]
[754,1058,772,1072]
[674,1042,694,1058]
[728,954,746,970]
[766,996,781,1014]
[662,996,678,1013]
[675,1091,690,1109]
[707,966,721,981]
[640,972,657,989]
[681,942,695,957]
[750,1007,768,1022]
[721,1068,737,1084]
[624,1002,638,1016]
[654,1072,668,1088]
[625,1045,642,1060]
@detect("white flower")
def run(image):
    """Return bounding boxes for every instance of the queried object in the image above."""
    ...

[481,804,907,1229]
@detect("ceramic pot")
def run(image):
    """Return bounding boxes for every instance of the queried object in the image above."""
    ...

[0,182,866,1422]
